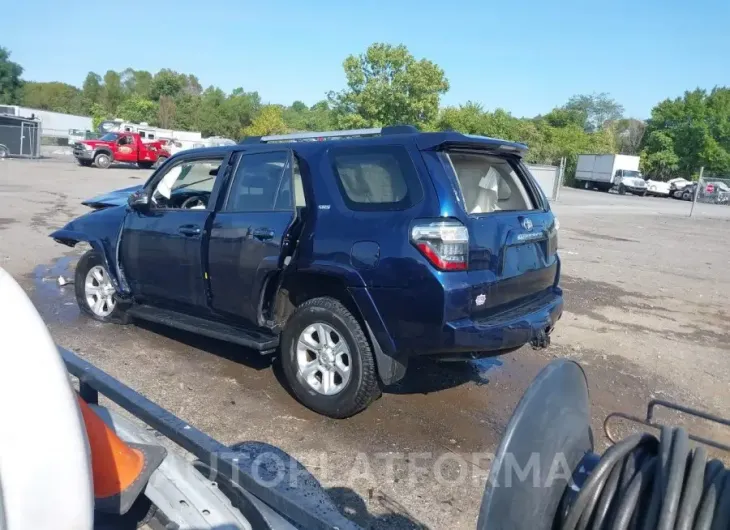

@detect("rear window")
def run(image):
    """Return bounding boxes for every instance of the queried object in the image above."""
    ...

[329,145,423,211]
[444,152,536,214]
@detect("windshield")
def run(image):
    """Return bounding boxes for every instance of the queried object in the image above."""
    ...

[99,132,120,142]
[622,170,642,178]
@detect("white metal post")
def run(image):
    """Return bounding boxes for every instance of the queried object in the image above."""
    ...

[689,166,704,218]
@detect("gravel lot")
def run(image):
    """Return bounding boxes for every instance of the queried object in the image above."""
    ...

[1,157,729,529]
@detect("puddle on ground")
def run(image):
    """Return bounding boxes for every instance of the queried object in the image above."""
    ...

[27,255,81,324]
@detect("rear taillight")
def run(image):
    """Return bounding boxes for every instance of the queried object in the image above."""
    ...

[411,220,469,271]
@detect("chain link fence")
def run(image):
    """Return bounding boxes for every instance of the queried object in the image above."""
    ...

[695,176,730,206]
[0,123,42,158]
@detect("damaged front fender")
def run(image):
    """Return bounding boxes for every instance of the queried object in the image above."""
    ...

[50,206,130,295]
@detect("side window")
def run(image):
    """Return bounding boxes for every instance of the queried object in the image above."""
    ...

[329,145,423,211]
[118,135,133,146]
[150,157,224,209]
[225,151,290,212]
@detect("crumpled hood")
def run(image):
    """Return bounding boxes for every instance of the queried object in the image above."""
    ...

[82,185,143,208]
[622,177,646,187]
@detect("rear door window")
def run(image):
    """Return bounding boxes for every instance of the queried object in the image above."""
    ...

[329,145,423,211]
[443,152,536,214]
[224,151,291,212]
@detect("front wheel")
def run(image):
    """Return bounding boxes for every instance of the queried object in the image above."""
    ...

[94,152,112,169]
[618,184,626,195]
[280,297,381,418]
[74,251,129,324]
[0,145,8,159]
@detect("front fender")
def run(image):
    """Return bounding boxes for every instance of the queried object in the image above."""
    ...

[50,206,129,294]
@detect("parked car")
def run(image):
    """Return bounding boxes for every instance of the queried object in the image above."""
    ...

[51,126,563,418]
[73,132,170,169]
[645,179,671,197]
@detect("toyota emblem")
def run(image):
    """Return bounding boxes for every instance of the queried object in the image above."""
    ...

[521,218,533,231]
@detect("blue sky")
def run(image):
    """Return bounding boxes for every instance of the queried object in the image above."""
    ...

[4,0,729,119]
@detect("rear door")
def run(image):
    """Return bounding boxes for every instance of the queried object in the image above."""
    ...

[437,150,559,314]
[207,149,301,326]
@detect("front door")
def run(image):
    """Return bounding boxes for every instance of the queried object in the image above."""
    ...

[115,134,138,163]
[121,153,229,313]
[207,150,300,326]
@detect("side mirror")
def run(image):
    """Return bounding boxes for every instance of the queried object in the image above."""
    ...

[128,190,150,211]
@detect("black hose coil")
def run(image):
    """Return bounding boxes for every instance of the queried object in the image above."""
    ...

[560,426,730,530]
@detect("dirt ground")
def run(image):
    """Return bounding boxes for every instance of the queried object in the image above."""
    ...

[1,157,729,529]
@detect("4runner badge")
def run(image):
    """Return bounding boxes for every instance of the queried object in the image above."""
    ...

[521,218,533,231]
[475,294,486,306]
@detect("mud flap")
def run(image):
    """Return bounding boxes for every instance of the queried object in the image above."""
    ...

[364,321,408,385]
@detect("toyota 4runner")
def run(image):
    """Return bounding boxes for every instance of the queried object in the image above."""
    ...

[51,125,563,418]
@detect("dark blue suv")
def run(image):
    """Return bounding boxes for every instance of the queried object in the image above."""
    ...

[51,125,563,418]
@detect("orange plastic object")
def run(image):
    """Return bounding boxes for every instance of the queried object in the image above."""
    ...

[76,396,145,499]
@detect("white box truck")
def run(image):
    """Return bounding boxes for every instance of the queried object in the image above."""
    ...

[575,154,647,195]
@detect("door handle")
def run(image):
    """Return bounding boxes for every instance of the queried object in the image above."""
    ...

[178,225,201,236]
[251,227,275,241]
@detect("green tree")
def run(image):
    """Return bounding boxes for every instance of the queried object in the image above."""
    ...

[242,105,288,137]
[642,88,730,177]
[564,92,624,132]
[157,95,176,128]
[116,95,157,124]
[329,43,449,129]
[89,102,109,131]
[120,68,152,98]
[0,47,23,104]
[150,69,185,100]
[102,70,124,114]
[81,72,103,111]
[21,82,84,114]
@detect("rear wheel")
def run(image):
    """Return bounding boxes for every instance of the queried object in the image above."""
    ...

[74,251,129,324]
[94,152,112,169]
[280,297,380,418]
[682,191,692,201]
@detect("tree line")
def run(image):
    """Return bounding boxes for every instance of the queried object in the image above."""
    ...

[1,44,728,180]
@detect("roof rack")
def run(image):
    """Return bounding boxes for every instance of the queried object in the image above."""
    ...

[240,124,418,144]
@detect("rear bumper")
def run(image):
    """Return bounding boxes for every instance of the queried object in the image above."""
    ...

[434,289,563,355]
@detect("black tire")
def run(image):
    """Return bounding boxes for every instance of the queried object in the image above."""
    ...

[618,184,626,195]
[74,250,129,324]
[78,160,92,167]
[682,191,692,201]
[280,297,380,418]
[0,145,8,159]
[94,152,112,169]
[154,156,168,169]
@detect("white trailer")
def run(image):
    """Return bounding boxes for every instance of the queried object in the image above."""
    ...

[575,154,647,195]
[0,105,92,139]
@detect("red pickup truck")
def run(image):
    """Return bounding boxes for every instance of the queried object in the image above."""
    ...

[73,132,170,169]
